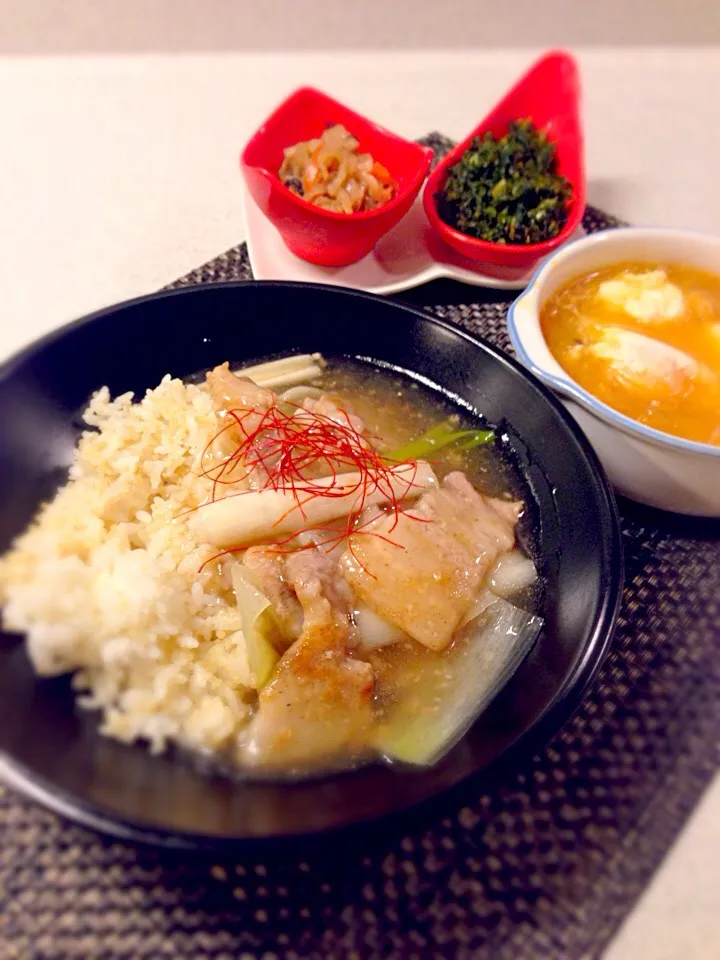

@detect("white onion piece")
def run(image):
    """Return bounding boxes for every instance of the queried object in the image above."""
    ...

[278,385,324,412]
[489,550,537,598]
[279,385,324,403]
[354,605,406,651]
[191,462,437,549]
[232,353,325,390]
[375,598,542,766]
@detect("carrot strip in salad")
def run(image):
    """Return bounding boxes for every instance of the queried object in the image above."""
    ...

[279,125,397,214]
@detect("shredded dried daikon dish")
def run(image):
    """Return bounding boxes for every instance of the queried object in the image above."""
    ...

[279,124,397,214]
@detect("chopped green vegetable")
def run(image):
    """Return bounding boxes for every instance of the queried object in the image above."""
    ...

[231,565,280,689]
[437,119,572,245]
[385,418,493,462]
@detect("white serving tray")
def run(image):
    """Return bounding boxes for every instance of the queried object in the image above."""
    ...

[243,185,583,295]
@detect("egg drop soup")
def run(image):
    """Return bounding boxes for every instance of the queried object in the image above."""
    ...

[540,262,720,444]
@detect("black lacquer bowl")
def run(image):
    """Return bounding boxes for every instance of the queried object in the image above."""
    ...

[0,282,622,849]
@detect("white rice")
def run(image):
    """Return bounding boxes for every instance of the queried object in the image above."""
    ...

[0,376,255,757]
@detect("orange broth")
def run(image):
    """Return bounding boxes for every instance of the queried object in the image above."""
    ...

[540,261,720,444]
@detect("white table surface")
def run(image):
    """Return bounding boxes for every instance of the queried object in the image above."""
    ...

[1,47,719,958]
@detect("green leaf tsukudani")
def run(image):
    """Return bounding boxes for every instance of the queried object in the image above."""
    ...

[436,119,572,245]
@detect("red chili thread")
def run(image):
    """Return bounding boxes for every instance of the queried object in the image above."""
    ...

[197,399,432,573]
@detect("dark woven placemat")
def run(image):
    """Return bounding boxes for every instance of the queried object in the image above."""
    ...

[2,135,719,960]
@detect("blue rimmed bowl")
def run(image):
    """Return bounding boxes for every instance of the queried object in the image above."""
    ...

[508,227,720,516]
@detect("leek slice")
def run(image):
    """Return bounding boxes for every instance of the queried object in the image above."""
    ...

[374,598,542,766]
[489,551,537,598]
[354,604,407,651]
[230,565,280,689]
[385,418,493,463]
[233,353,325,390]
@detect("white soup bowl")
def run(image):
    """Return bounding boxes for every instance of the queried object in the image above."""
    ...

[508,228,720,516]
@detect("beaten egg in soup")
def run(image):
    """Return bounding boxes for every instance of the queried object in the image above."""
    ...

[540,262,720,444]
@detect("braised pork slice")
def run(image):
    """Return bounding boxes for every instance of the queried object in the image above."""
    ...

[206,362,275,415]
[243,547,304,641]
[240,550,373,770]
[339,472,522,651]
[205,363,276,490]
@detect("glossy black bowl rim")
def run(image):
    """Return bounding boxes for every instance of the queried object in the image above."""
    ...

[0,281,624,850]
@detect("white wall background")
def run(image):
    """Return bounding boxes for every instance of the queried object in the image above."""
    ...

[2,0,720,53]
